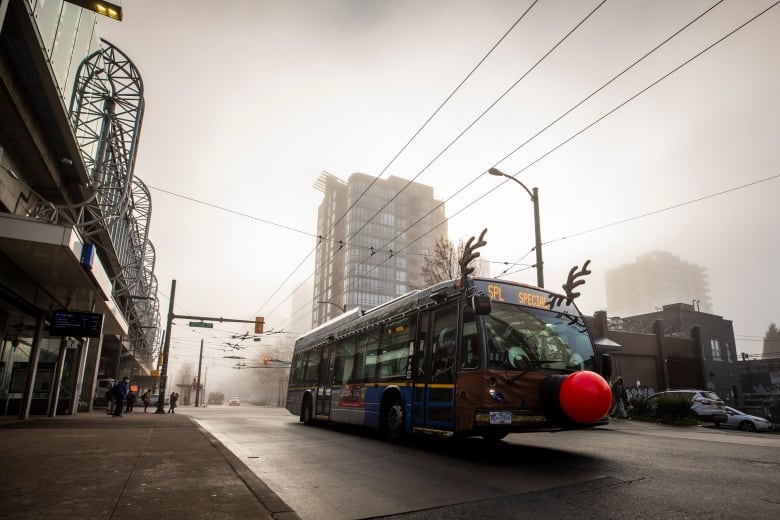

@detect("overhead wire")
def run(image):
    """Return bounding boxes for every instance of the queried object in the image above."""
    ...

[243,1,541,322]
[270,1,611,331]
[274,0,776,331]
[154,2,776,338]
[334,0,775,292]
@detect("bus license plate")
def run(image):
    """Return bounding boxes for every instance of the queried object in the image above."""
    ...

[489,411,512,425]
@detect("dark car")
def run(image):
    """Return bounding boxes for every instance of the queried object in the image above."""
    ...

[645,390,728,425]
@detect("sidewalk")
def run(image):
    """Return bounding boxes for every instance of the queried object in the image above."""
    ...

[0,409,300,520]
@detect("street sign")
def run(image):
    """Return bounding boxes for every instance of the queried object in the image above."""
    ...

[189,321,213,328]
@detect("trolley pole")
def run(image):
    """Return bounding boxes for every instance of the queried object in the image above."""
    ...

[155,279,176,414]
[194,339,204,407]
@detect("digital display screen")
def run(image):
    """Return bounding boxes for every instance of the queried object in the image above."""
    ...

[49,310,104,338]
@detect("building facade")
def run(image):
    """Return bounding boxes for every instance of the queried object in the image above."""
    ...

[312,172,447,326]
[0,0,159,417]
[589,302,742,405]
[605,251,712,317]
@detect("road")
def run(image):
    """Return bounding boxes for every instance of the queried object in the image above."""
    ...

[179,405,780,519]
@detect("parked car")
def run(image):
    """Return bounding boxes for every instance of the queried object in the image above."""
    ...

[722,406,771,432]
[228,396,240,406]
[645,390,728,425]
[146,394,169,407]
[93,378,115,406]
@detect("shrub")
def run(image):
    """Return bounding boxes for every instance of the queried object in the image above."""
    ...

[655,394,695,423]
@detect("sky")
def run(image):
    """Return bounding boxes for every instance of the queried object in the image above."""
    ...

[98,0,779,396]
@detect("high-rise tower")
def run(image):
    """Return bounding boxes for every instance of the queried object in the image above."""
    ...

[312,172,447,326]
[605,251,712,317]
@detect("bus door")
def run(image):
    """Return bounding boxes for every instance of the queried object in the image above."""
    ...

[412,311,430,427]
[414,304,458,431]
[315,344,336,418]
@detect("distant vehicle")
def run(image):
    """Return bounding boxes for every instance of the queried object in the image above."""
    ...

[228,396,240,406]
[645,390,727,425]
[147,394,169,407]
[722,406,771,432]
[208,391,225,405]
[94,378,114,406]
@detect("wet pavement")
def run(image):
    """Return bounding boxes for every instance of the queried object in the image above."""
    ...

[0,409,300,519]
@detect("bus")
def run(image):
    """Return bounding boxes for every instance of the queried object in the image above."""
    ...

[286,276,613,441]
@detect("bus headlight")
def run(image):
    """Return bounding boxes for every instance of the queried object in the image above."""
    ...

[489,388,506,403]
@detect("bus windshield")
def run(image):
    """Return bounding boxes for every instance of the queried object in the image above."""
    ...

[484,301,595,372]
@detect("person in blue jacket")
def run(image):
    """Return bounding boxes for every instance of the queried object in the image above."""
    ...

[112,377,130,417]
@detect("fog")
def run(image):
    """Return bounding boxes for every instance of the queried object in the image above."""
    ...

[98,1,780,384]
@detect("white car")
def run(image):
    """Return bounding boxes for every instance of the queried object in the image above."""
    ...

[228,396,240,406]
[645,390,728,425]
[721,406,772,432]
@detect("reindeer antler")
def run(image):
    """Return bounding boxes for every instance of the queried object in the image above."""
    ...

[459,228,488,287]
[562,259,591,305]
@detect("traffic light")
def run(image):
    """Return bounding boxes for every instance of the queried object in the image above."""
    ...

[263,355,269,366]
[254,316,265,334]
[191,377,197,390]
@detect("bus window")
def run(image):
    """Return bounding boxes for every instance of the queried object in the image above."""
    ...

[460,308,479,369]
[431,306,458,383]
[303,349,320,386]
[292,352,305,385]
[378,318,410,379]
[354,329,379,383]
[334,337,355,386]
[416,312,429,379]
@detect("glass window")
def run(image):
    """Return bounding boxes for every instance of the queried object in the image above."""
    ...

[431,306,458,383]
[353,329,379,382]
[485,302,594,371]
[303,349,320,385]
[292,352,305,384]
[710,339,722,361]
[460,307,480,369]
[334,338,355,385]
[377,318,410,379]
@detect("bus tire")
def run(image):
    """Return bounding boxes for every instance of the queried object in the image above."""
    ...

[481,431,508,442]
[301,395,314,425]
[383,397,404,442]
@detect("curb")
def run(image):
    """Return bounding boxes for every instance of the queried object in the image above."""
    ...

[193,420,302,520]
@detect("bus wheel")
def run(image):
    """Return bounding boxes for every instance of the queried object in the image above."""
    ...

[383,398,404,441]
[481,431,508,442]
[301,396,314,425]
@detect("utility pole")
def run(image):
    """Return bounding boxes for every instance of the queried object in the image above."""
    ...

[152,279,264,413]
[195,339,204,407]
[155,279,176,414]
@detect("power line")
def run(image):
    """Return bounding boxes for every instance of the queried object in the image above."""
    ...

[544,174,780,245]
[269,3,778,333]
[250,2,541,320]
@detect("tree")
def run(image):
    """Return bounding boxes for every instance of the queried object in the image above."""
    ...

[176,362,195,386]
[421,237,485,286]
[253,342,293,406]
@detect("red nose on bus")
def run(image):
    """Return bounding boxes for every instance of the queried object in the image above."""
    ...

[557,371,612,423]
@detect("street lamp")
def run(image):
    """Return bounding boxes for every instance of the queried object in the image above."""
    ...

[318,301,347,313]
[488,167,544,288]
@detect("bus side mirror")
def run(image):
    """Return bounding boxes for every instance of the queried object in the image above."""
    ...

[472,294,491,315]
[600,353,612,379]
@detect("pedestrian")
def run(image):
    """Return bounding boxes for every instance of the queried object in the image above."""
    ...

[112,376,130,417]
[105,381,115,415]
[168,391,178,413]
[125,388,137,413]
[610,376,629,419]
[142,389,152,412]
